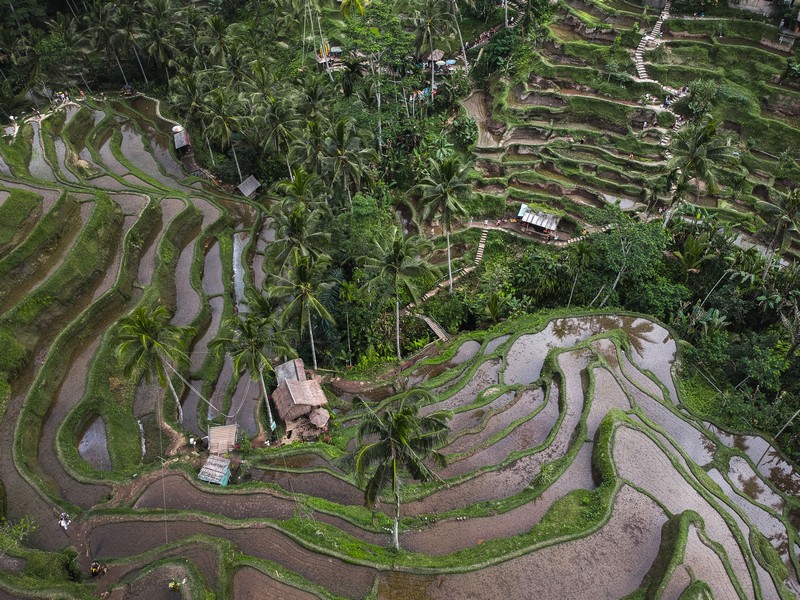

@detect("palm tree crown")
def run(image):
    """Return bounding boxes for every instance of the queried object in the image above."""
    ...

[354,388,450,550]
[363,227,438,360]
[419,155,472,292]
[116,305,194,423]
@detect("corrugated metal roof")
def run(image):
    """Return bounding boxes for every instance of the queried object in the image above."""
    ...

[275,358,305,385]
[173,130,191,149]
[237,175,261,197]
[198,455,231,485]
[521,211,559,230]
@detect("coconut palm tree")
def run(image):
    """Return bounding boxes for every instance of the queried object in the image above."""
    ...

[270,250,335,370]
[759,187,800,280]
[269,201,331,270]
[82,1,128,85]
[418,155,472,292]
[204,86,243,182]
[211,313,296,433]
[364,227,438,360]
[115,4,148,83]
[140,0,181,83]
[263,96,300,179]
[341,0,368,18]
[272,167,326,212]
[115,305,194,424]
[322,118,376,208]
[674,232,712,282]
[353,387,450,550]
[407,0,454,97]
[666,116,739,207]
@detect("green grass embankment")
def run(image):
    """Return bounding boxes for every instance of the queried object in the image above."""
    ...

[0,188,40,249]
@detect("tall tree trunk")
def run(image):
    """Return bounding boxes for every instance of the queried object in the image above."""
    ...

[112,47,129,86]
[231,142,243,183]
[600,265,626,308]
[205,134,216,166]
[308,305,318,370]
[132,45,149,84]
[346,311,352,367]
[376,78,383,154]
[259,369,276,433]
[395,296,401,361]
[163,361,183,424]
[567,268,580,308]
[286,154,294,181]
[392,460,401,550]
[451,6,469,71]
[446,229,453,293]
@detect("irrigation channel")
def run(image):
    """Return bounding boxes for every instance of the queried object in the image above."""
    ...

[0,96,799,599]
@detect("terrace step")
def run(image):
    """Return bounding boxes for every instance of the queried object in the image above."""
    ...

[474,227,489,265]
[418,314,449,342]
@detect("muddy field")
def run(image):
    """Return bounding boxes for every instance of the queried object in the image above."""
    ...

[0,97,798,600]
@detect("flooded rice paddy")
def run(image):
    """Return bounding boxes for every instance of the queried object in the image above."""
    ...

[0,96,797,599]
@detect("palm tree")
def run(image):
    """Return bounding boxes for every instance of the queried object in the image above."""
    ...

[204,87,243,182]
[759,187,800,279]
[407,0,454,97]
[291,114,329,176]
[140,0,181,83]
[270,250,335,370]
[364,228,438,360]
[272,167,326,212]
[674,232,712,282]
[115,4,148,83]
[269,201,331,269]
[263,96,300,179]
[211,313,296,433]
[418,155,472,292]
[200,14,232,66]
[322,118,376,208]
[115,305,194,424]
[353,387,451,550]
[82,1,128,85]
[666,116,739,207]
[341,0,367,18]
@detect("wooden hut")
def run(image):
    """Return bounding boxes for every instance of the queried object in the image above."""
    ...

[272,379,328,424]
[208,424,238,454]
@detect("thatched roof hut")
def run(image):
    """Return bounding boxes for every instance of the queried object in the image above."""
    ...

[272,379,327,423]
[208,424,238,454]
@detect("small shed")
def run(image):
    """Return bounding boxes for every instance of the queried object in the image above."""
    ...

[237,175,261,198]
[198,455,231,486]
[208,424,238,454]
[272,379,328,423]
[173,128,191,151]
[517,204,560,232]
[275,358,306,385]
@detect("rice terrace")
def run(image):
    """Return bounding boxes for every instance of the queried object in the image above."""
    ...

[1,0,800,598]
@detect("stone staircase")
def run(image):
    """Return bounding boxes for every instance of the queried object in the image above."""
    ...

[475,227,489,265]
[661,116,683,159]
[419,314,449,342]
[634,1,671,82]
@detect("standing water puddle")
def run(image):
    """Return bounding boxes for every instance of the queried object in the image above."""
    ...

[78,416,112,471]
[233,231,249,313]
